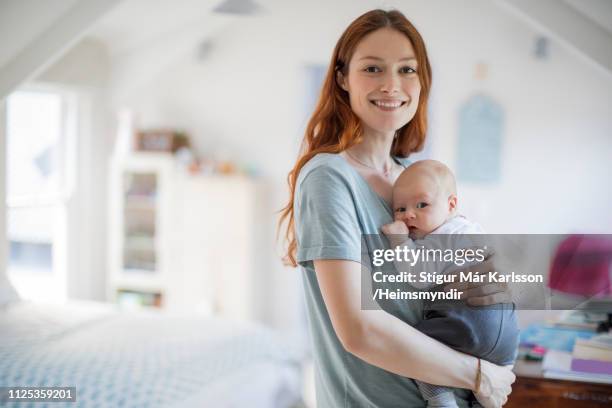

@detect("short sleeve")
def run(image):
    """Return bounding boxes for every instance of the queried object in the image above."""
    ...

[295,165,362,266]
[393,155,412,169]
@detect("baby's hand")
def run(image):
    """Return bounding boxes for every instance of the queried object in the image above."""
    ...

[381,220,409,236]
[381,221,410,247]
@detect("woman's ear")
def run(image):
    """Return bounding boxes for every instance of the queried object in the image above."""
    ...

[336,70,348,92]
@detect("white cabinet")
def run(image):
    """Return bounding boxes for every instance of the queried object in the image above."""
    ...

[107,152,257,319]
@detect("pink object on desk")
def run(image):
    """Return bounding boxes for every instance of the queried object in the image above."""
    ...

[532,346,547,355]
[548,235,612,297]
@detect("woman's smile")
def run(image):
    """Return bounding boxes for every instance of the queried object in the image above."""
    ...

[370,99,407,112]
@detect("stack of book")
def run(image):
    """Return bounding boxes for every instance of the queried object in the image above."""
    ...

[572,334,612,375]
[543,333,612,384]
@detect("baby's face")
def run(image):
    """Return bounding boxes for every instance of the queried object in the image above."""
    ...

[392,175,454,239]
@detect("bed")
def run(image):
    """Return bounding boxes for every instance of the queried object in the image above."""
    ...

[0,299,304,407]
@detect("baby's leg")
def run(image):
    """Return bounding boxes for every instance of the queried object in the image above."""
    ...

[415,302,519,407]
[416,381,459,408]
[415,302,519,365]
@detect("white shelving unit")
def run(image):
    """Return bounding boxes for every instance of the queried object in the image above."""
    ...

[107,152,258,319]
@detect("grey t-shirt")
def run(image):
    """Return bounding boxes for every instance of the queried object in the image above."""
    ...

[294,153,472,407]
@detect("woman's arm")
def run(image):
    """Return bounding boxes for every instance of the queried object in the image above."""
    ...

[315,258,514,406]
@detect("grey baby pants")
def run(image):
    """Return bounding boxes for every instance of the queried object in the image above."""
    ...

[415,300,519,407]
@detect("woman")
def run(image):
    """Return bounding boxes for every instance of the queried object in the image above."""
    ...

[279,9,515,408]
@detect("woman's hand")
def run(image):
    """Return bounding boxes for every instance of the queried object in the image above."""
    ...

[444,255,513,306]
[474,360,515,408]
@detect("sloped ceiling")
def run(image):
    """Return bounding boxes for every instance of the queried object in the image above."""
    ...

[88,0,226,56]
[564,0,612,34]
[497,0,612,76]
[0,0,80,70]
[0,0,122,99]
[87,0,243,97]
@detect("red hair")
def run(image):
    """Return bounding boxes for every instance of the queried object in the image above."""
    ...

[278,9,432,267]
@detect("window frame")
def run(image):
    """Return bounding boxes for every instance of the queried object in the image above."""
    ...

[5,83,78,302]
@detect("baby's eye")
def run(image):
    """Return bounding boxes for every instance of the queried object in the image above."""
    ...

[364,66,381,73]
[416,202,428,209]
[395,207,406,213]
[399,66,417,74]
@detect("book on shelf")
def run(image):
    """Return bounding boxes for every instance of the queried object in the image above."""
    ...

[571,358,612,375]
[116,289,162,309]
[572,334,612,364]
[543,350,612,384]
[537,333,612,378]
[577,333,612,348]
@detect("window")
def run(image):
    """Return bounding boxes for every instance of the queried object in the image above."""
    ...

[5,88,75,302]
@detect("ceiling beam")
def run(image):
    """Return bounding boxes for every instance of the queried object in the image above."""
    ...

[0,0,122,100]
[496,0,612,77]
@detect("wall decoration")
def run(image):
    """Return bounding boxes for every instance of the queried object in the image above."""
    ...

[456,94,504,184]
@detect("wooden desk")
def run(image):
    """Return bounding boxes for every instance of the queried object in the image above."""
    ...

[506,360,612,407]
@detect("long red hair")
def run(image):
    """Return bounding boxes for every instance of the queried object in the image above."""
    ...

[278,9,432,267]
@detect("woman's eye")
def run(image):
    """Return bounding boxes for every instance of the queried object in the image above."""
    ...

[400,66,416,74]
[364,66,381,73]
[395,207,406,213]
[416,202,428,209]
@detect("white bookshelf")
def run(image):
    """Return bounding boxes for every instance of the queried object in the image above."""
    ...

[107,152,257,319]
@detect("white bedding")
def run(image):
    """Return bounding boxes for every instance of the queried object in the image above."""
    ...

[0,301,303,407]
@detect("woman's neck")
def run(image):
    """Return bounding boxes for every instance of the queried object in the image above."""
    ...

[346,129,396,171]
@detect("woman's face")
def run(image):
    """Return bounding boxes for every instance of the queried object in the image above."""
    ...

[339,28,421,136]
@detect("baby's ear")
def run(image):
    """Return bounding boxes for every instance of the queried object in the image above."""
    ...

[448,194,458,212]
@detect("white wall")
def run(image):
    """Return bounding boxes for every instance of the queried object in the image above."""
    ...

[101,0,612,329]
[414,0,612,233]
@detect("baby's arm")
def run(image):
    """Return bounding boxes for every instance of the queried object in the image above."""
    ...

[380,220,410,248]
[381,221,435,290]
[382,222,473,290]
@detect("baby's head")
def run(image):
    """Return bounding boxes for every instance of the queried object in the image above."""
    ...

[392,160,458,239]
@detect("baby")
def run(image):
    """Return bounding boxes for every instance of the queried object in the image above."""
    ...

[381,160,519,408]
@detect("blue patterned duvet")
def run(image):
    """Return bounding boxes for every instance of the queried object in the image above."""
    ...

[0,301,302,407]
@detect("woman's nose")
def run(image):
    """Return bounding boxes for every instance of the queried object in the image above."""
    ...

[379,72,400,94]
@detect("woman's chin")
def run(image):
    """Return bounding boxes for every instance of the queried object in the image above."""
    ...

[376,123,409,134]
[360,118,412,135]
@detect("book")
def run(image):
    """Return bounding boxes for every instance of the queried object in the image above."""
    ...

[571,358,612,375]
[543,350,612,384]
[583,333,612,349]
[573,334,612,362]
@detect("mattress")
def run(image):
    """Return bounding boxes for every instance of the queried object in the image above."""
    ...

[0,301,303,407]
